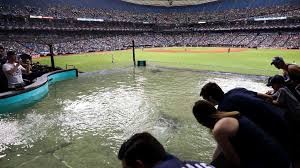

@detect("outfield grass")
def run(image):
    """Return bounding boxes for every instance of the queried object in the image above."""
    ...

[34,47,300,76]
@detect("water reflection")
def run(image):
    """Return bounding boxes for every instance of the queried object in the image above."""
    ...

[0,68,269,167]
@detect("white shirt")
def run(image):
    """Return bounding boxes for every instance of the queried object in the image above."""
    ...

[2,62,25,88]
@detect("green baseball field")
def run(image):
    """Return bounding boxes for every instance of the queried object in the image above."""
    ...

[34,47,300,76]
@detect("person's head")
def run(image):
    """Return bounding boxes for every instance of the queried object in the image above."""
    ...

[118,132,166,168]
[193,100,239,129]
[6,51,16,62]
[271,56,285,69]
[0,46,4,54]
[20,53,32,64]
[200,82,224,105]
[266,75,285,91]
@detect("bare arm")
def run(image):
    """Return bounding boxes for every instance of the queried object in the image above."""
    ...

[212,145,222,161]
[289,65,300,74]
[22,64,31,74]
[256,92,273,102]
[272,100,281,106]
[213,118,240,167]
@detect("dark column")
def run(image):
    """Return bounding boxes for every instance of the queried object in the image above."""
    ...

[132,40,136,67]
[49,44,55,71]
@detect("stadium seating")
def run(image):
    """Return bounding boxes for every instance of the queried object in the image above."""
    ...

[0,0,299,53]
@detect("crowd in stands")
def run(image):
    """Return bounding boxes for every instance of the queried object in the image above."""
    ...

[0,4,299,24]
[0,13,299,40]
[1,32,299,56]
[0,18,153,32]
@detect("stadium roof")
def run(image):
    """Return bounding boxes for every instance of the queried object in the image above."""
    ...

[121,0,219,7]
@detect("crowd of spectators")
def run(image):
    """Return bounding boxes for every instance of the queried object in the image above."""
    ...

[0,17,153,32]
[1,15,299,36]
[0,3,298,56]
[1,32,299,56]
[0,4,299,24]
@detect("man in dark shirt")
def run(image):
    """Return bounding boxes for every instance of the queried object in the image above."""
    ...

[0,46,7,92]
[0,46,6,65]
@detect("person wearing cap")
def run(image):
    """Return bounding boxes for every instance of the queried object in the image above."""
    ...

[2,51,30,90]
[270,76,300,119]
[271,56,300,85]
[264,75,286,99]
[258,75,298,107]
[118,132,214,168]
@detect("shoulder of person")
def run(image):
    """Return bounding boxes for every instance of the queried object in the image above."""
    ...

[278,87,291,94]
[2,63,8,67]
[289,64,300,71]
[213,117,239,138]
[2,63,12,69]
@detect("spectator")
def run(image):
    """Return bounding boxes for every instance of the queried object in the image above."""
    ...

[257,75,300,120]
[118,132,214,168]
[2,51,29,90]
[0,46,7,92]
[0,46,6,65]
[192,100,291,168]
[265,75,286,99]
[271,56,300,85]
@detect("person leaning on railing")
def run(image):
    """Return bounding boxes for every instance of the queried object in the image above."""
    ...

[2,51,31,91]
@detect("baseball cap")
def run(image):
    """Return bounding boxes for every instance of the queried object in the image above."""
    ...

[266,75,285,86]
[271,56,284,65]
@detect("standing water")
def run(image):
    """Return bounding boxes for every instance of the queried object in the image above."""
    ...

[0,67,269,168]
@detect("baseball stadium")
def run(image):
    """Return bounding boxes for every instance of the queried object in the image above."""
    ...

[0,0,300,168]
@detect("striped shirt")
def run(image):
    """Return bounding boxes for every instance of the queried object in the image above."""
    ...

[154,154,215,168]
